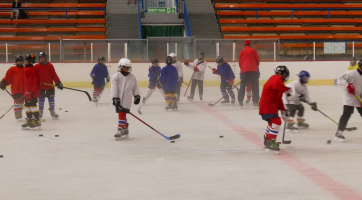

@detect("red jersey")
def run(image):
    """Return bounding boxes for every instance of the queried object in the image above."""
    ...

[259,75,290,116]
[23,65,40,98]
[2,65,25,95]
[35,62,60,89]
[238,46,260,74]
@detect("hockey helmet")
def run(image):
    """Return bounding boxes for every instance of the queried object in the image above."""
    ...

[298,70,310,84]
[98,56,106,65]
[151,58,159,64]
[38,52,48,65]
[166,56,173,65]
[25,54,36,64]
[351,57,357,65]
[15,55,24,67]
[216,56,224,64]
[275,65,290,83]
[358,59,362,69]
[169,53,176,58]
[118,58,132,76]
[198,51,205,60]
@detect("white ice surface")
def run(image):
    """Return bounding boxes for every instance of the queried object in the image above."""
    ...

[1,86,362,200]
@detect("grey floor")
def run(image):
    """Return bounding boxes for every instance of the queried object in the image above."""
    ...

[1,86,362,200]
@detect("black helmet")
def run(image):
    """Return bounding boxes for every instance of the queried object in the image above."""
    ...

[25,54,36,64]
[151,58,159,64]
[98,56,106,64]
[275,65,290,83]
[166,56,173,65]
[358,59,362,68]
[38,52,48,65]
[15,55,23,62]
[198,51,205,59]
[216,56,224,64]
[351,57,357,61]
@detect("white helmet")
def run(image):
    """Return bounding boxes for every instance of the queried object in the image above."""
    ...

[118,58,132,75]
[169,53,176,57]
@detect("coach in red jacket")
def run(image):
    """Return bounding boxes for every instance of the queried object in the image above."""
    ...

[238,40,260,107]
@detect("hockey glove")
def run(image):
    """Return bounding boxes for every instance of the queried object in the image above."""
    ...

[229,78,234,85]
[91,74,96,80]
[177,77,183,84]
[212,68,219,74]
[25,91,32,102]
[184,61,189,66]
[0,80,6,91]
[348,83,355,95]
[298,94,305,102]
[157,82,163,89]
[55,81,64,90]
[156,76,160,83]
[310,102,317,111]
[134,95,141,105]
[281,110,290,122]
[113,97,130,113]
[193,66,199,72]
[286,92,294,101]
[106,76,110,83]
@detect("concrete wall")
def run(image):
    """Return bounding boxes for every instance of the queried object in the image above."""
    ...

[0,61,350,88]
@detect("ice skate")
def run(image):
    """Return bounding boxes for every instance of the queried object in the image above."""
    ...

[165,104,172,111]
[297,119,309,128]
[114,126,129,140]
[287,121,299,133]
[30,119,42,131]
[177,96,180,102]
[334,130,345,142]
[15,110,22,121]
[172,103,178,111]
[265,139,280,154]
[239,102,243,108]
[231,98,236,105]
[253,102,259,109]
[49,108,59,119]
[39,109,43,119]
[245,99,251,104]
[142,97,146,104]
[187,95,193,102]
[199,95,203,101]
[221,99,230,105]
[21,118,32,130]
[91,96,98,103]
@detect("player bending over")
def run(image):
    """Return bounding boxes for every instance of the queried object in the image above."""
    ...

[212,56,236,105]
[184,51,207,101]
[159,56,179,111]
[259,66,291,153]
[142,58,165,104]
[90,56,110,103]
[111,58,140,140]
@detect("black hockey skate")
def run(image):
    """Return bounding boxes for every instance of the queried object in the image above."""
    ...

[187,96,194,102]
[30,119,42,131]
[334,130,345,142]
[115,125,129,140]
[287,121,299,133]
[239,102,244,108]
[199,95,203,101]
[172,103,178,111]
[265,139,280,154]
[221,99,230,105]
[165,104,172,111]
[49,108,59,119]
[22,118,32,130]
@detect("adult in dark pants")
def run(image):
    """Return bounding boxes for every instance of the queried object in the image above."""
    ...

[238,40,260,108]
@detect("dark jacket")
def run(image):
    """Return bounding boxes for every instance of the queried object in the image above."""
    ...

[12,2,21,9]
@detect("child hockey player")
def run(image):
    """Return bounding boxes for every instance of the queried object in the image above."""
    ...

[1,55,25,120]
[142,58,165,104]
[90,56,110,102]
[159,56,179,111]
[169,53,183,101]
[184,51,207,101]
[212,56,236,105]
[349,57,358,70]
[259,66,291,153]
[35,52,63,119]
[335,60,362,142]
[282,71,317,132]
[111,58,140,140]
[22,54,41,130]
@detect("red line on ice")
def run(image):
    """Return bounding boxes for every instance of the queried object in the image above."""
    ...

[195,102,362,200]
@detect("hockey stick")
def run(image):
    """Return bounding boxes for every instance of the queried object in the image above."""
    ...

[96,65,111,107]
[137,86,158,115]
[184,71,195,97]
[304,101,357,131]
[355,94,362,103]
[42,83,91,102]
[0,97,24,120]
[129,112,181,140]
[208,81,241,106]
[207,66,239,90]
[281,103,292,144]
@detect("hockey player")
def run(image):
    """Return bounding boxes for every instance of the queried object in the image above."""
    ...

[1,55,25,120]
[259,66,291,153]
[22,54,41,130]
[184,51,207,101]
[142,58,165,104]
[212,56,236,105]
[159,56,179,111]
[169,53,183,101]
[35,52,63,119]
[282,71,317,132]
[90,56,110,102]
[349,57,358,71]
[111,58,140,140]
[334,60,362,142]
[245,68,260,104]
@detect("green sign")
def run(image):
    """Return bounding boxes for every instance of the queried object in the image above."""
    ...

[148,7,175,14]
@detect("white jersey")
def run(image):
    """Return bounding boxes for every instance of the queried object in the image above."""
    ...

[111,72,140,110]
[173,61,183,78]
[187,59,207,81]
[338,70,362,107]
[282,80,311,105]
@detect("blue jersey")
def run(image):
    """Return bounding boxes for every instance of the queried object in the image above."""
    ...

[160,64,178,92]
[217,63,235,83]
[148,65,162,88]
[90,63,109,86]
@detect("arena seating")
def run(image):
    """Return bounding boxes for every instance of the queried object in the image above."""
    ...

[0,0,106,41]
[213,0,362,40]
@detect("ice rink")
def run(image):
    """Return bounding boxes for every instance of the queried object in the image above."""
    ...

[1,85,362,200]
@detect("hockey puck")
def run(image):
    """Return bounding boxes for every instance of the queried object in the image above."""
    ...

[327,140,331,144]
[65,111,68,112]
[219,135,224,138]
[171,141,175,143]
[39,134,43,137]
[55,135,59,137]
[0,155,3,158]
